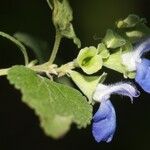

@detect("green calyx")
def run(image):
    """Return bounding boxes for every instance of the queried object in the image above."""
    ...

[116,14,150,43]
[116,14,146,28]
[103,47,136,79]
[76,46,103,75]
[69,70,107,103]
[97,43,110,59]
[103,29,126,49]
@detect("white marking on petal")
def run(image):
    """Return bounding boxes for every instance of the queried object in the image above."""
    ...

[122,38,150,71]
[93,82,140,103]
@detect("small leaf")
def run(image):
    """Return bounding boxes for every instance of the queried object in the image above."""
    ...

[14,32,50,63]
[69,71,107,103]
[97,43,110,59]
[103,29,126,49]
[51,0,81,48]
[7,66,92,138]
[77,46,103,74]
[116,14,146,28]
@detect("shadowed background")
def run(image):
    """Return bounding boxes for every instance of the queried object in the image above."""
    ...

[0,0,150,149]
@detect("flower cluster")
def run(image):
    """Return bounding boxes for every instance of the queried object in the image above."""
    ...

[70,14,150,143]
[92,37,150,143]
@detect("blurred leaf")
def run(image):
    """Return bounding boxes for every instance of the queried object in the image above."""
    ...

[69,71,107,103]
[14,32,49,63]
[7,66,92,138]
[55,76,74,87]
[103,29,126,49]
[50,0,81,48]
[0,31,29,65]
[77,46,102,74]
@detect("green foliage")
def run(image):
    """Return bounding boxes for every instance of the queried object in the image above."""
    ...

[69,71,107,103]
[14,32,50,63]
[7,66,92,138]
[50,0,81,48]
[76,46,103,74]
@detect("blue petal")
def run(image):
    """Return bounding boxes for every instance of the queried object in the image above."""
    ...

[92,100,116,143]
[135,58,150,93]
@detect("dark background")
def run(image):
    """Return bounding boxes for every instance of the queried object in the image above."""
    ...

[0,0,150,149]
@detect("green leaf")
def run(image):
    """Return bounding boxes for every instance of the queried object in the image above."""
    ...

[97,43,110,59]
[51,0,81,48]
[7,66,92,138]
[69,71,107,103]
[14,32,50,63]
[0,31,29,65]
[77,46,103,74]
[116,14,146,28]
[103,29,126,49]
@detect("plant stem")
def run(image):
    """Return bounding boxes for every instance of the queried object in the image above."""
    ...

[48,31,62,64]
[0,31,29,65]
[0,68,10,76]
[46,0,53,9]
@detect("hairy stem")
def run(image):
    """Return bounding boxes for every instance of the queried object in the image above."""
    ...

[48,31,62,64]
[46,0,53,9]
[0,68,10,76]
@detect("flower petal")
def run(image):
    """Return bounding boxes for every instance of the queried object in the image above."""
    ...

[92,100,116,143]
[134,37,150,57]
[135,58,150,93]
[93,82,140,102]
[122,37,150,71]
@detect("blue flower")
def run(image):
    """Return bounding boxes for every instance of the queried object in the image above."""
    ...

[122,38,150,93]
[92,100,116,143]
[135,58,150,93]
[92,82,139,143]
